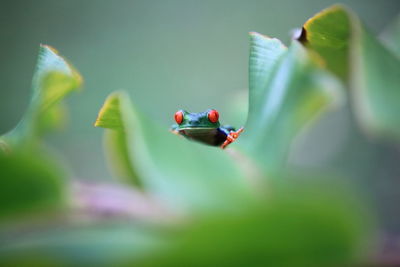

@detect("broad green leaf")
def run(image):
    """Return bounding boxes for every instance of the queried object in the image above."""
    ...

[246,32,287,129]
[240,41,343,171]
[36,101,69,135]
[299,5,350,81]
[351,24,400,138]
[95,92,142,187]
[95,92,250,212]
[299,5,400,140]
[0,152,65,220]
[3,45,82,147]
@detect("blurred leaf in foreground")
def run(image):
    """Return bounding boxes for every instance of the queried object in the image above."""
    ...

[131,178,371,267]
[0,223,164,266]
[0,45,80,224]
[0,152,65,220]
[299,5,400,140]
[2,45,82,149]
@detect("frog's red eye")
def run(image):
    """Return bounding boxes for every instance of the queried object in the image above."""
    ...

[208,109,219,123]
[174,110,184,124]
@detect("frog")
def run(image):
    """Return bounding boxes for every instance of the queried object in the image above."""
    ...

[171,109,244,149]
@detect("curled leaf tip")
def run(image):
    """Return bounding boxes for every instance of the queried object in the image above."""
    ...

[249,32,287,48]
[249,32,271,40]
[304,4,348,26]
[249,31,267,37]
[95,92,125,130]
[40,44,59,54]
[297,27,308,43]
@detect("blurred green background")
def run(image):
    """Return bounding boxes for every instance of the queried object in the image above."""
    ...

[1,0,399,181]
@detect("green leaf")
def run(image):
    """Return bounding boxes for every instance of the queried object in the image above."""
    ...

[298,5,400,140]
[132,179,371,267]
[299,5,350,81]
[0,222,164,266]
[95,92,250,212]
[351,24,400,138]
[95,92,142,187]
[240,40,343,171]
[0,152,65,220]
[3,45,82,147]
[246,32,287,129]
[36,101,69,135]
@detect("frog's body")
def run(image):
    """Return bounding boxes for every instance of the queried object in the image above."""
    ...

[171,109,243,149]
[173,126,235,146]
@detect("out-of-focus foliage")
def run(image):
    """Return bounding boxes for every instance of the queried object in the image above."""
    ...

[2,3,400,266]
[240,35,343,171]
[132,179,369,267]
[300,6,351,81]
[0,46,79,227]
[0,222,165,266]
[0,152,65,220]
[300,5,400,140]
[1,45,82,149]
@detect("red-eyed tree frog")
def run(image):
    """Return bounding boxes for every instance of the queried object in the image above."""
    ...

[171,109,244,149]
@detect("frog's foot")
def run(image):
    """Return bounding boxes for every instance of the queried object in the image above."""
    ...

[221,127,244,149]
[170,129,180,136]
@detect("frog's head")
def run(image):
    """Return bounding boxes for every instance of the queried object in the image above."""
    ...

[174,109,220,130]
